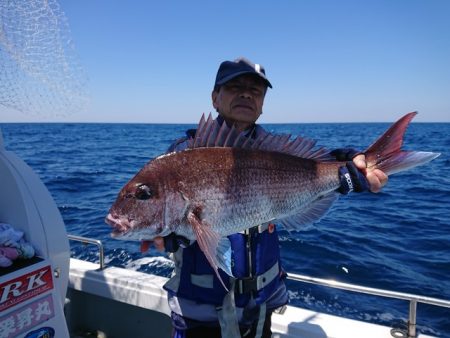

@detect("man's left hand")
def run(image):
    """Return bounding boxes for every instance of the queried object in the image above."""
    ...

[353,154,388,193]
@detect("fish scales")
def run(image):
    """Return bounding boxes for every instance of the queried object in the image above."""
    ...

[148,147,341,238]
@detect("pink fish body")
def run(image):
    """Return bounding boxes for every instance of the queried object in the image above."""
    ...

[108,147,339,237]
[106,112,439,288]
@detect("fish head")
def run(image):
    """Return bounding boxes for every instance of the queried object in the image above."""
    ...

[105,165,171,241]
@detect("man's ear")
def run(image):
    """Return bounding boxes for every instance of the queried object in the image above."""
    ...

[211,90,218,110]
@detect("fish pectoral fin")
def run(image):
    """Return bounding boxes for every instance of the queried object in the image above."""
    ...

[216,237,233,277]
[187,210,229,291]
[277,192,339,231]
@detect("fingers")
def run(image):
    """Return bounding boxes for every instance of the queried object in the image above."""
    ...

[352,155,388,193]
[140,240,151,253]
[140,237,165,253]
[352,154,367,170]
[153,237,165,252]
[365,169,388,193]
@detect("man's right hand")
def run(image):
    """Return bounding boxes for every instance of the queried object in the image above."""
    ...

[141,234,190,253]
[153,237,166,252]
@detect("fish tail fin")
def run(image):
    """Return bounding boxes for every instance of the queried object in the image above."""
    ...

[364,112,440,175]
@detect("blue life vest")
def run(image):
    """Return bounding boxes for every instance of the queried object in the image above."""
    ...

[164,124,287,310]
[166,224,286,307]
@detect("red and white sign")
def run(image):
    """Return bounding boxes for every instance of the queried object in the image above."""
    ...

[0,294,55,338]
[0,265,53,312]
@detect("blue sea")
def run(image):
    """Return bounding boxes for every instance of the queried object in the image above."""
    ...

[1,121,449,336]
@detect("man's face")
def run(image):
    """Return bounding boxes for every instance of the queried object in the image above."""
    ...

[211,74,267,131]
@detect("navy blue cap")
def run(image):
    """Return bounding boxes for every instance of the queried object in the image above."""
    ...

[214,57,272,88]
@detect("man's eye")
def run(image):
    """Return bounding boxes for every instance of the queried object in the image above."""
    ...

[229,85,241,91]
[251,88,262,96]
[135,184,153,200]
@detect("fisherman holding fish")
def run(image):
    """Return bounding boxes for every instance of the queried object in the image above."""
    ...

[106,57,440,337]
[152,58,386,338]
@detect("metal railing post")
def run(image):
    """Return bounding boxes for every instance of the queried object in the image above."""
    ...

[408,300,417,338]
[68,234,105,270]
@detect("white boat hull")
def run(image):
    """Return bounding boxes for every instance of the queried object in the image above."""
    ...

[67,258,435,338]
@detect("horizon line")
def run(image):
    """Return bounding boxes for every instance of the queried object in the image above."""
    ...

[1,120,449,124]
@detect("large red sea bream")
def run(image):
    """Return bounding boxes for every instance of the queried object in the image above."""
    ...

[106,112,439,288]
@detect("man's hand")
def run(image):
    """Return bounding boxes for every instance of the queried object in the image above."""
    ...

[332,148,388,194]
[140,238,165,253]
[140,234,190,253]
[353,154,388,193]
[154,237,166,251]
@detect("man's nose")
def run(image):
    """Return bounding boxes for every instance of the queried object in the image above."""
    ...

[238,88,253,99]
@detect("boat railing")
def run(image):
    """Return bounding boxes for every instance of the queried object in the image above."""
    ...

[67,235,450,338]
[286,272,450,338]
[68,234,105,270]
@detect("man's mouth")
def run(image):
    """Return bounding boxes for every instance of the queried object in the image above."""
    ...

[232,103,254,111]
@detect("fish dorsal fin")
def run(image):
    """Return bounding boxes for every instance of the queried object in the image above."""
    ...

[277,192,339,231]
[188,113,333,161]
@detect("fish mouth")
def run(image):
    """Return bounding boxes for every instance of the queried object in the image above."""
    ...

[105,213,132,238]
[105,213,162,241]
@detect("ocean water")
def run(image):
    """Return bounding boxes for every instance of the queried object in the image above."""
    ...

[1,121,449,336]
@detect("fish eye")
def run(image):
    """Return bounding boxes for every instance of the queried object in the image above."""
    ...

[135,184,153,200]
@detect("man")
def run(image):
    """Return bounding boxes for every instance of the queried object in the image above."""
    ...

[152,57,388,338]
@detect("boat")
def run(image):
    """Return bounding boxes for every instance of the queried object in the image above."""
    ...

[1,128,449,338]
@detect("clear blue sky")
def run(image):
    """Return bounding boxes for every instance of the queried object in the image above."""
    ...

[1,0,449,123]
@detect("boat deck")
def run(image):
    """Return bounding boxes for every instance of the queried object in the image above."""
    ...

[66,258,437,338]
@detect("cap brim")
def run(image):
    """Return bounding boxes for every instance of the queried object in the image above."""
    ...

[216,71,272,88]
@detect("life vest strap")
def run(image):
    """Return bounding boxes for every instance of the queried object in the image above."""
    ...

[235,261,279,295]
[191,274,214,288]
[239,222,271,234]
[216,278,240,338]
[255,302,267,338]
[189,260,279,293]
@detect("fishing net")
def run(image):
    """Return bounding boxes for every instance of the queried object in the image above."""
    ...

[0,0,89,117]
